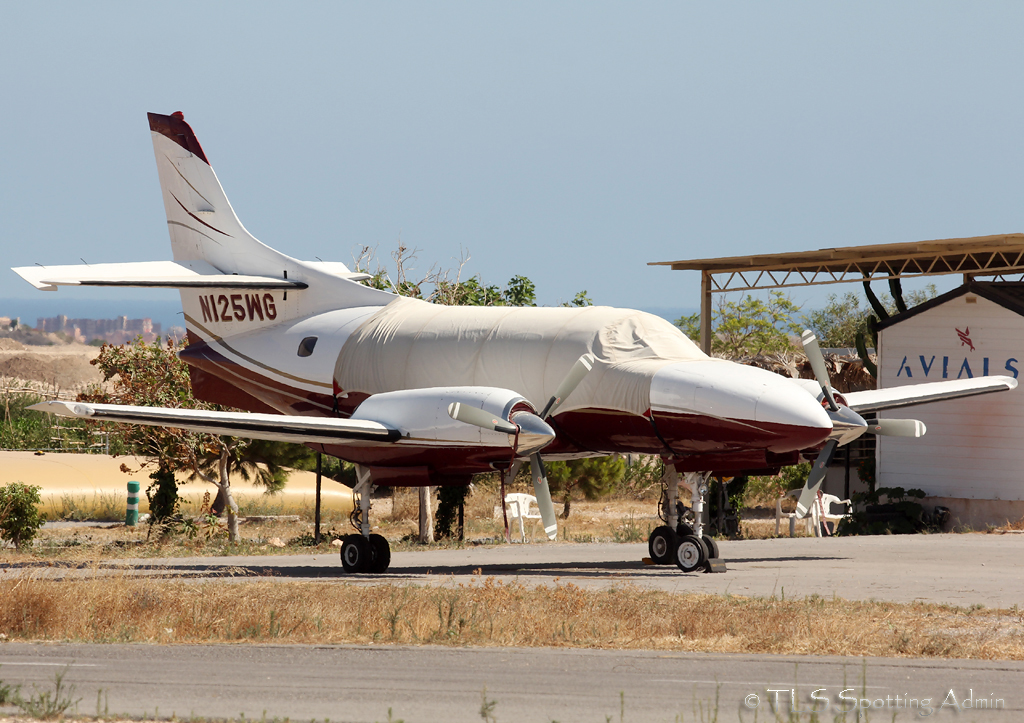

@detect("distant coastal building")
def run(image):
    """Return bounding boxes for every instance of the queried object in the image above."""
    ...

[35,315,162,344]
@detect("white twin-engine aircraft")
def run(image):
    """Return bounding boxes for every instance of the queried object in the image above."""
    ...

[16,112,1018,574]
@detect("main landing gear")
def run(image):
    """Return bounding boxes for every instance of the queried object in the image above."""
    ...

[340,466,391,574]
[647,465,722,573]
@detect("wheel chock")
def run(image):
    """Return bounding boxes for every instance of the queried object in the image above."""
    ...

[704,558,727,573]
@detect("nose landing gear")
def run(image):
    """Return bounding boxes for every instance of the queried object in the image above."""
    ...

[647,464,725,573]
[340,465,392,574]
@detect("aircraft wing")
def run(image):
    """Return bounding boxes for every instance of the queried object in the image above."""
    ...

[12,260,309,291]
[29,401,400,445]
[844,375,1018,413]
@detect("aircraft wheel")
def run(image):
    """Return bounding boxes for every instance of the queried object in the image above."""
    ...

[340,534,371,573]
[648,526,676,565]
[674,534,707,573]
[367,533,391,573]
[702,535,719,559]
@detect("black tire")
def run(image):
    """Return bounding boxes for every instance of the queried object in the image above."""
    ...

[674,534,708,573]
[368,533,391,573]
[340,534,371,573]
[676,522,695,538]
[648,526,676,565]
[702,535,719,559]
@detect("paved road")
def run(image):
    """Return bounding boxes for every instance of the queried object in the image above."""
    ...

[0,642,1020,722]
[9,533,1023,607]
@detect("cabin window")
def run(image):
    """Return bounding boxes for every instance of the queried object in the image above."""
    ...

[297,336,318,357]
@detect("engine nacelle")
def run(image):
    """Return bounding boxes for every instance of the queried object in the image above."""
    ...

[349,386,551,455]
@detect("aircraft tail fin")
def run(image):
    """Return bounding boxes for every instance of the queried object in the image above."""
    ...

[146,112,390,337]
[149,111,288,276]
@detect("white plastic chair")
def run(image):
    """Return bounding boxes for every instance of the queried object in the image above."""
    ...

[504,493,541,542]
[816,493,852,535]
[776,490,852,537]
[776,489,814,537]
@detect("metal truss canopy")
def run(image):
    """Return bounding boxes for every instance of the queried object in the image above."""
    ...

[649,232,1024,353]
[649,233,1024,293]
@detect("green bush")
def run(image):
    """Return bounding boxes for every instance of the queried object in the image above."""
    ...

[744,462,810,506]
[837,486,933,535]
[146,465,180,523]
[435,485,470,540]
[0,482,45,549]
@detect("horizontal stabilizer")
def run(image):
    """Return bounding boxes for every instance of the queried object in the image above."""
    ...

[12,260,311,292]
[302,261,372,282]
[845,375,1017,413]
[29,401,400,445]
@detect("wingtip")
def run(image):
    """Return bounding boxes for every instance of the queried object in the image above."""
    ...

[27,401,92,417]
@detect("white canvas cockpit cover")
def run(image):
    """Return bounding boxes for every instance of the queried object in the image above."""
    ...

[334,297,709,416]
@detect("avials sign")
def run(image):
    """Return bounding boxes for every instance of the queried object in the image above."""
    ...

[894,326,1018,380]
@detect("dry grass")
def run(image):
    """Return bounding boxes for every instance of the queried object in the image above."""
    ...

[3,494,810,563]
[1,573,1022,659]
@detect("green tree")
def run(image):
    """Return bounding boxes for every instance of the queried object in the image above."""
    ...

[801,292,869,349]
[545,456,626,519]
[562,290,594,308]
[146,463,180,522]
[504,275,537,307]
[0,482,45,550]
[801,285,938,350]
[78,337,303,541]
[434,485,469,540]
[676,290,801,357]
[354,243,589,309]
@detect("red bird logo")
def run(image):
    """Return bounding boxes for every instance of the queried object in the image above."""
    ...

[956,327,975,352]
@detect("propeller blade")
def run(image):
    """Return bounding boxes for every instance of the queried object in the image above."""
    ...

[867,418,927,437]
[800,329,839,412]
[795,439,839,518]
[529,454,559,540]
[540,353,596,419]
[446,402,518,435]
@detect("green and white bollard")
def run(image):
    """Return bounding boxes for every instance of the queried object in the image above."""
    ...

[126,481,140,526]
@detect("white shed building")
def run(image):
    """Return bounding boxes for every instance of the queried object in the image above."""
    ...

[876,282,1024,528]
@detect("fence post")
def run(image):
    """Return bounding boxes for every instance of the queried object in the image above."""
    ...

[126,481,140,526]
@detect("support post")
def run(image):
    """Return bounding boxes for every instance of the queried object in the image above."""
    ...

[126,480,140,527]
[700,270,713,354]
[844,445,851,501]
[418,486,434,543]
[314,452,322,545]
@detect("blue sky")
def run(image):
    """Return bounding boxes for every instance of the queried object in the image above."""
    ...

[3,2,1023,321]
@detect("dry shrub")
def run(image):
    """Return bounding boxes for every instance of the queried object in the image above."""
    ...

[1,573,1022,658]
[465,480,501,521]
[386,488,418,523]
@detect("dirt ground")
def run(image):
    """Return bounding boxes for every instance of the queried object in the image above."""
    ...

[0,338,103,394]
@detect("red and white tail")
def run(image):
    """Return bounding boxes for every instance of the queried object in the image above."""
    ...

[147,112,388,338]
[149,112,284,276]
